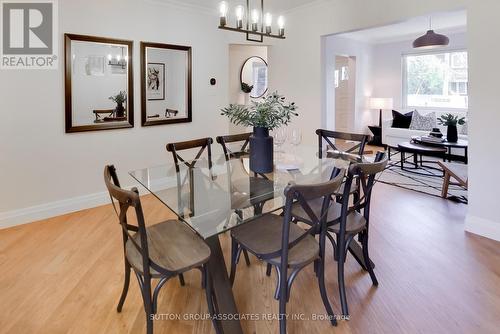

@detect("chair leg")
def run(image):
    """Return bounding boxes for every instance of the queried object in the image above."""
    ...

[337,246,349,317]
[441,171,451,198]
[152,277,169,314]
[317,258,337,326]
[229,238,238,285]
[143,278,154,334]
[266,263,272,277]
[117,260,131,312]
[243,249,251,266]
[361,231,378,286]
[279,289,287,334]
[178,274,185,287]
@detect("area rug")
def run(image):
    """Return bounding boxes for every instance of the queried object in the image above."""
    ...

[376,153,468,203]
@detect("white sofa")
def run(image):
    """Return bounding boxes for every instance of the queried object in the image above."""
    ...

[382,111,468,148]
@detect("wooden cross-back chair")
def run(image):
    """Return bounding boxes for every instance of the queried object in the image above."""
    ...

[216,133,252,161]
[166,138,216,217]
[330,151,388,317]
[103,165,219,334]
[316,129,370,158]
[316,129,371,198]
[166,137,214,173]
[290,152,388,318]
[229,168,346,334]
[216,133,266,267]
[216,132,269,180]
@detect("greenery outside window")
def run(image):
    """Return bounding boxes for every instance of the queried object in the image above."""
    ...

[403,50,468,110]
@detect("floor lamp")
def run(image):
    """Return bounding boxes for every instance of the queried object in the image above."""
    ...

[369,97,393,127]
[368,97,393,146]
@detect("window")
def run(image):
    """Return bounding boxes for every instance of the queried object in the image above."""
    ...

[403,51,468,110]
[252,62,268,97]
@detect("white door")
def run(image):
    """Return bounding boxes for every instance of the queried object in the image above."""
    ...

[334,56,356,132]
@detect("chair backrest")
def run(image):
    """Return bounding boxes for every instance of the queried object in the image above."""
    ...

[216,133,252,161]
[258,168,345,265]
[104,165,172,279]
[316,129,369,158]
[339,151,388,228]
[166,137,214,172]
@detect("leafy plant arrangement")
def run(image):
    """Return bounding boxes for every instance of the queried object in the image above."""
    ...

[109,91,127,105]
[437,113,465,126]
[241,82,254,94]
[221,91,298,130]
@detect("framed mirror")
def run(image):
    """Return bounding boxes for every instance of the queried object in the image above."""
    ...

[240,56,268,99]
[141,42,192,126]
[64,34,134,133]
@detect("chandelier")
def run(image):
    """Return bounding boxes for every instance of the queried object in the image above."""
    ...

[218,1,285,42]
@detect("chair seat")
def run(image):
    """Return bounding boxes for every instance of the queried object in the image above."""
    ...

[231,214,319,267]
[329,211,367,235]
[291,198,342,224]
[126,219,210,277]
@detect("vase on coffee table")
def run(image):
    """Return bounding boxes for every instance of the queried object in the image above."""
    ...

[446,125,458,142]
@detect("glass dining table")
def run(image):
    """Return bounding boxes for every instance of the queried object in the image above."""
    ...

[129,145,371,334]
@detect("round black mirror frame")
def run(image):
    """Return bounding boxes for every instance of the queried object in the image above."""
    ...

[239,56,268,99]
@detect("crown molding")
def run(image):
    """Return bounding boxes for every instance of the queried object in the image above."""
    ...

[142,0,217,15]
[144,0,328,16]
[283,0,331,15]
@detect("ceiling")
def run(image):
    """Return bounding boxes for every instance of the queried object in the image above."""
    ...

[158,0,319,12]
[339,10,467,44]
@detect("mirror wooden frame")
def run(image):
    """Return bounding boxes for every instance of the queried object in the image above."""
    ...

[64,34,134,133]
[240,56,268,99]
[140,42,192,127]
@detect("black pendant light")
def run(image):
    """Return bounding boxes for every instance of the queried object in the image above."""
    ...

[413,17,449,49]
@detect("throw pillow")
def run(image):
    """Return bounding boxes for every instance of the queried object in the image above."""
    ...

[409,110,436,131]
[391,110,413,128]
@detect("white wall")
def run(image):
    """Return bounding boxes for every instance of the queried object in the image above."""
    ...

[324,36,374,133]
[228,44,268,134]
[372,31,467,120]
[228,44,268,105]
[268,0,500,241]
[0,0,269,226]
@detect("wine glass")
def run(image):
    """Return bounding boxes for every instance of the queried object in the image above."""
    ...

[273,128,287,160]
[289,128,302,160]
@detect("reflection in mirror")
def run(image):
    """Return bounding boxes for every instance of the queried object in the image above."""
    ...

[240,56,268,98]
[141,42,192,126]
[65,34,133,133]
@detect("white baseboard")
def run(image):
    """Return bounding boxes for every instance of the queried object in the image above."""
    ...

[465,214,500,242]
[0,179,172,230]
[0,191,111,229]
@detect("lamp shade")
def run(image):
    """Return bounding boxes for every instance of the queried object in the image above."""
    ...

[369,98,393,110]
[413,30,449,49]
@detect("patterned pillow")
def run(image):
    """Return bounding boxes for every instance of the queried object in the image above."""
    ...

[409,110,436,131]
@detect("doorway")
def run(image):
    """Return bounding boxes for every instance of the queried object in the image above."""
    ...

[334,55,356,132]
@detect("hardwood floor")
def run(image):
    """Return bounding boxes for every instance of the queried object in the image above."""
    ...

[1,183,499,334]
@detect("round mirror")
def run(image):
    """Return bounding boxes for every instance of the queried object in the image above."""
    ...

[240,56,268,98]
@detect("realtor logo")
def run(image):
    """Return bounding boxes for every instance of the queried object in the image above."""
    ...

[1,0,58,69]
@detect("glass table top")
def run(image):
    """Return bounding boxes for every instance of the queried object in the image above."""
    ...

[129,145,357,239]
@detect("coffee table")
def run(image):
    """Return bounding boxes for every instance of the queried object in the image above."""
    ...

[411,136,468,163]
[389,141,447,176]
